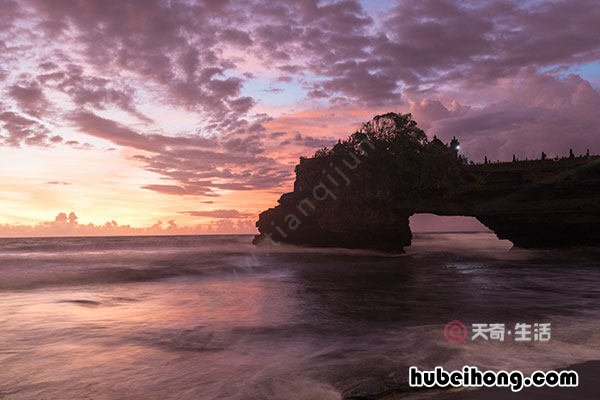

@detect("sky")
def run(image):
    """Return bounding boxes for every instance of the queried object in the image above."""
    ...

[1,0,600,236]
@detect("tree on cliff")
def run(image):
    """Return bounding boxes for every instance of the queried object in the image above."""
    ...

[309,113,465,199]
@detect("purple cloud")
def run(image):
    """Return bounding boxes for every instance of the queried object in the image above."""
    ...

[0,110,58,147]
[70,111,291,196]
[410,72,600,161]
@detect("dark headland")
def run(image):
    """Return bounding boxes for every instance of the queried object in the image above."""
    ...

[254,113,600,251]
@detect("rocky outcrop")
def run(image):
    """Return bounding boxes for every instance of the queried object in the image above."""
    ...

[458,159,600,248]
[254,113,600,251]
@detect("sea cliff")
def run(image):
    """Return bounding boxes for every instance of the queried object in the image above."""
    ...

[254,113,600,251]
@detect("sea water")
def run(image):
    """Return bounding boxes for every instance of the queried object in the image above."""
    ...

[1,234,599,399]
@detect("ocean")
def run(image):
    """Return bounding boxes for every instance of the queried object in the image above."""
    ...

[1,233,599,399]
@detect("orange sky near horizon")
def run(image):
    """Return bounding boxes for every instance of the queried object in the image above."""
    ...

[0,105,374,236]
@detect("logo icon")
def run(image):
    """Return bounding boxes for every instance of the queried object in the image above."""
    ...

[444,320,467,344]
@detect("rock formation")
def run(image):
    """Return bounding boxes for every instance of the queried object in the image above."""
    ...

[254,113,600,251]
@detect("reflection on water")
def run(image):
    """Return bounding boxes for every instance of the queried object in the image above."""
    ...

[1,234,600,399]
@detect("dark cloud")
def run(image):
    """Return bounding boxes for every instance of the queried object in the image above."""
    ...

[0,110,58,147]
[374,0,600,90]
[220,28,253,47]
[8,81,49,117]
[6,0,260,132]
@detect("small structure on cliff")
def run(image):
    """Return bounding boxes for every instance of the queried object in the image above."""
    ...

[254,113,600,251]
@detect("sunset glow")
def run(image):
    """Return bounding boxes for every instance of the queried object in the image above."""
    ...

[1,0,600,236]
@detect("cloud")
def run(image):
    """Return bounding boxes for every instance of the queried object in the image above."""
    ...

[179,209,254,218]
[0,212,256,237]
[0,0,267,153]
[1,0,600,208]
[0,110,60,147]
[370,0,600,91]
[69,111,291,196]
[8,81,50,118]
[249,0,600,105]
[3,0,600,110]
[407,72,600,161]
[70,111,160,151]
[38,63,151,122]
[46,181,71,185]
[220,28,253,47]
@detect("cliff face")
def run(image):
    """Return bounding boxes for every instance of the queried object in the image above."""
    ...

[459,159,600,248]
[254,113,600,251]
